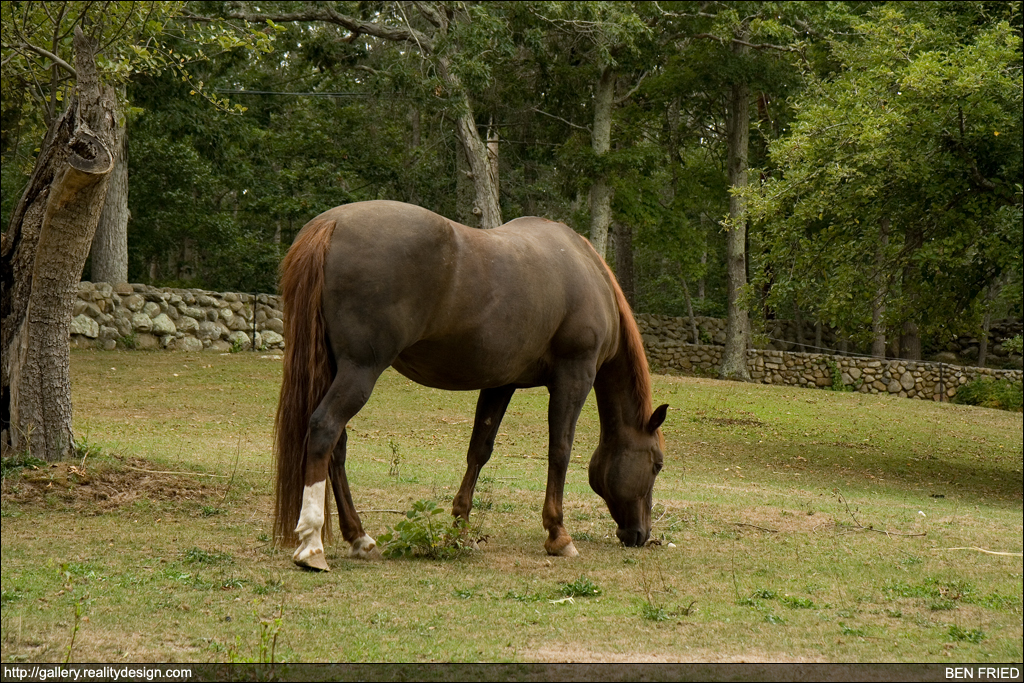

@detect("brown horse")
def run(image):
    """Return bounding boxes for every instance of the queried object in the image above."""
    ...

[275,200,667,570]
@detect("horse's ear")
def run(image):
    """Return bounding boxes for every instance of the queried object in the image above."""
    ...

[647,404,668,433]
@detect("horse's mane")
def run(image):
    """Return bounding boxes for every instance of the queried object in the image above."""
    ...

[572,230,653,428]
[602,260,654,428]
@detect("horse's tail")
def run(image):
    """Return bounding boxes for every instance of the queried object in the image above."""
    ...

[274,217,338,546]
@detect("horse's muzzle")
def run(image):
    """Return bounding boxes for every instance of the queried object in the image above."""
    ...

[616,527,650,547]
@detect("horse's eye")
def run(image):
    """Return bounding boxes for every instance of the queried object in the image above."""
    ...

[653,462,663,475]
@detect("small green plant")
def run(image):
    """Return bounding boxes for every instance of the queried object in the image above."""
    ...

[200,505,225,517]
[1,453,45,480]
[378,499,473,560]
[504,589,543,603]
[1004,334,1023,355]
[560,575,602,598]
[948,625,985,643]
[387,438,402,478]
[72,437,104,462]
[229,337,247,353]
[781,595,815,609]
[227,600,284,664]
[825,359,849,392]
[117,332,139,350]
[64,597,85,664]
[183,547,234,565]
[640,600,670,621]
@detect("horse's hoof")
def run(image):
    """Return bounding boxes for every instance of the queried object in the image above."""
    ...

[349,534,381,560]
[556,542,579,558]
[294,551,330,572]
[545,539,579,558]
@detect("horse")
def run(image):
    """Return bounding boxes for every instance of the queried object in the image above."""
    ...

[275,200,667,570]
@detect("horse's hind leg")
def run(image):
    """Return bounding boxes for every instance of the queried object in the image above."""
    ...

[452,385,516,526]
[329,428,378,559]
[294,366,379,570]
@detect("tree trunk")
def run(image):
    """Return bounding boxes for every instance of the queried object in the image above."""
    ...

[871,218,890,359]
[612,220,635,306]
[977,284,998,368]
[90,115,128,285]
[1,28,117,461]
[438,57,502,229]
[589,65,615,258]
[682,279,699,344]
[720,42,751,382]
[455,137,476,227]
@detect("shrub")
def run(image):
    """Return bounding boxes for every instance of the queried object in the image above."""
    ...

[378,500,472,560]
[953,377,1023,412]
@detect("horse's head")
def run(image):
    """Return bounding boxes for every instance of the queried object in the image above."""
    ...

[588,404,668,547]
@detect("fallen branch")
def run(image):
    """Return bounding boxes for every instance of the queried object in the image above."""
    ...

[734,523,778,533]
[946,546,1022,557]
[123,464,228,478]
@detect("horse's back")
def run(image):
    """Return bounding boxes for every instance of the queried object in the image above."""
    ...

[315,201,618,389]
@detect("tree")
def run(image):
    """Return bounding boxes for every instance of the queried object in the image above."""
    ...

[2,25,119,461]
[1,3,278,460]
[745,4,1023,358]
[223,1,514,228]
[659,1,815,378]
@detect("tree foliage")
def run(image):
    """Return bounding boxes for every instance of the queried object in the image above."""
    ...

[745,2,1023,351]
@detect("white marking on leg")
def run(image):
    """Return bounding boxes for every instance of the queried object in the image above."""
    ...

[293,480,326,564]
[349,533,378,559]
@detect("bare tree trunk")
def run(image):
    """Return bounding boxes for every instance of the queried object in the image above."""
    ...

[871,218,890,359]
[682,279,699,344]
[456,138,476,227]
[89,87,128,284]
[1,28,117,461]
[977,284,997,368]
[720,41,751,382]
[612,220,635,306]
[589,64,614,258]
[794,305,806,353]
[437,57,502,229]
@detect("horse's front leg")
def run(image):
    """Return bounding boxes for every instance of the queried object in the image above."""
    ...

[452,385,516,525]
[542,369,594,557]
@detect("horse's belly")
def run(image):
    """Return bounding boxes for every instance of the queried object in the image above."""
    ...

[392,338,548,391]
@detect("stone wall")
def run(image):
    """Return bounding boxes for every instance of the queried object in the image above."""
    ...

[638,321,1023,400]
[69,283,1022,401]
[71,282,284,352]
[635,312,1023,366]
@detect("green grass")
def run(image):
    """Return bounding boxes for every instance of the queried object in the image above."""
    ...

[0,349,1021,663]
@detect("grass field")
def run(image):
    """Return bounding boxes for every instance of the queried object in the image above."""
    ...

[1,349,1021,664]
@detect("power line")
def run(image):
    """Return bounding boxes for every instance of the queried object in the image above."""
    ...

[214,89,383,98]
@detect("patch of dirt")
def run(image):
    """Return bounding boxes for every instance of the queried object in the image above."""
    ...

[1,457,218,511]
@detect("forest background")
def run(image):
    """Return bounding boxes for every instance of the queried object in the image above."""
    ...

[3,0,1022,364]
